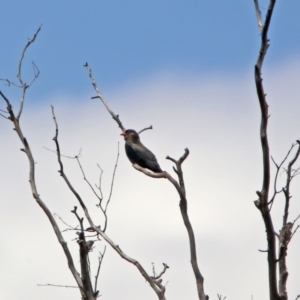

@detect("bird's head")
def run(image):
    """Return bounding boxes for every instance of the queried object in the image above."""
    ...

[120,129,140,143]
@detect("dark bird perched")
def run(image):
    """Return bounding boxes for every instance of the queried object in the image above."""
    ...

[121,129,163,173]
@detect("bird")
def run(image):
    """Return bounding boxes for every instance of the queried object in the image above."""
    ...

[121,129,163,173]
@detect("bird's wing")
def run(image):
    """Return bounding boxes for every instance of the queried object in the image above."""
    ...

[126,143,162,172]
[130,143,157,161]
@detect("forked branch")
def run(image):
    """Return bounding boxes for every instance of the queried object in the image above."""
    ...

[283,141,300,225]
[51,107,167,300]
[136,149,207,300]
[253,1,293,300]
[75,147,119,233]
[85,63,206,300]
[0,28,86,299]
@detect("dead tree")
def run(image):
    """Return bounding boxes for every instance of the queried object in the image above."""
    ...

[2,3,299,300]
[85,63,207,300]
[253,1,300,300]
[1,28,168,300]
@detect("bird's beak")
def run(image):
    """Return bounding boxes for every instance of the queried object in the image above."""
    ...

[120,132,126,136]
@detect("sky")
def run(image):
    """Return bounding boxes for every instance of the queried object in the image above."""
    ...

[1,1,300,300]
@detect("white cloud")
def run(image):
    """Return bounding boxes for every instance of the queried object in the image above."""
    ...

[1,58,300,300]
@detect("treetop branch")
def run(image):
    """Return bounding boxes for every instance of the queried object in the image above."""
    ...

[254,0,264,32]
[84,63,125,132]
[17,25,42,120]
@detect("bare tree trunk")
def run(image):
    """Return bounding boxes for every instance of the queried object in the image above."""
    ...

[253,1,280,299]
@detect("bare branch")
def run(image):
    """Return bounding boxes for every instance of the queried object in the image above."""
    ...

[75,143,119,232]
[51,107,167,300]
[27,61,40,86]
[167,149,206,300]
[0,108,9,113]
[254,0,264,32]
[269,144,296,207]
[0,90,12,111]
[0,78,22,87]
[84,62,125,132]
[253,1,279,299]
[293,214,300,224]
[17,25,42,86]
[17,25,42,120]
[151,263,169,280]
[259,249,269,253]
[54,213,79,230]
[72,207,97,299]
[138,125,153,134]
[135,148,206,300]
[96,164,104,200]
[289,225,300,242]
[283,142,300,225]
[94,246,106,294]
[0,112,9,119]
[43,146,82,159]
[133,164,166,177]
[103,143,120,231]
[256,0,276,71]
[83,50,204,300]
[76,156,103,203]
[277,142,300,300]
[105,142,119,213]
[37,284,79,288]
[2,93,85,299]
[1,31,94,299]
[278,222,292,298]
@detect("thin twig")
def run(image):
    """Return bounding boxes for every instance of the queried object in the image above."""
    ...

[37,284,79,288]
[289,225,300,242]
[27,61,40,86]
[259,249,269,253]
[76,157,102,203]
[17,25,42,120]
[94,246,106,294]
[283,142,300,225]
[105,143,119,213]
[54,213,78,230]
[102,143,120,232]
[151,263,169,280]
[0,105,9,119]
[96,164,104,201]
[268,144,296,207]
[0,78,21,87]
[138,125,153,134]
[44,146,82,159]
[217,294,226,300]
[0,112,9,119]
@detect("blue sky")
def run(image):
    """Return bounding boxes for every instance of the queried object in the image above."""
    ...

[1,2,300,300]
[1,1,299,100]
